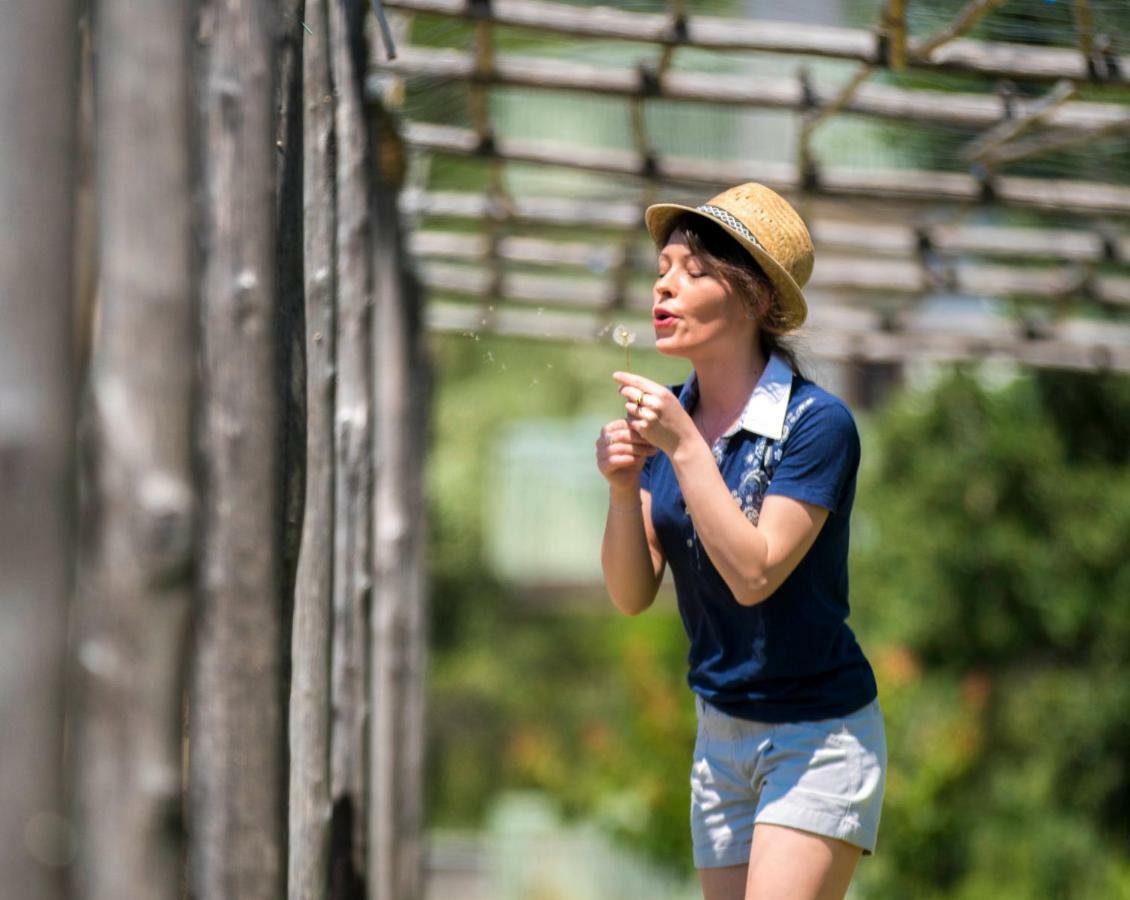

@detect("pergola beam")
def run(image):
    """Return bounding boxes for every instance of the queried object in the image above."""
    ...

[370,47,1130,133]
[401,121,1130,217]
[401,189,1130,266]
[425,298,1130,373]
[380,0,1130,85]
[410,231,1130,309]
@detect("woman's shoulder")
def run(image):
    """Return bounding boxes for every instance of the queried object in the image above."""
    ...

[788,376,857,426]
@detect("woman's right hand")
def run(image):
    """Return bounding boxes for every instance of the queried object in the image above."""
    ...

[596,418,656,490]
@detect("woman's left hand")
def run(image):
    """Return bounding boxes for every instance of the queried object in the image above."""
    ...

[614,371,697,457]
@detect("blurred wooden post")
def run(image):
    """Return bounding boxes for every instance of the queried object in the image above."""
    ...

[328,0,375,894]
[0,2,79,897]
[370,101,427,900]
[289,0,337,895]
[190,0,284,896]
[71,1,195,898]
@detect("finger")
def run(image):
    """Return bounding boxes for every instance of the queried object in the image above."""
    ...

[617,386,651,408]
[613,371,666,395]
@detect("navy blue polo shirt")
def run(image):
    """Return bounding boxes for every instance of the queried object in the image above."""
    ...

[639,353,877,723]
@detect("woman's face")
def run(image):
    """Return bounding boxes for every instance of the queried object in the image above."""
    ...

[651,228,756,360]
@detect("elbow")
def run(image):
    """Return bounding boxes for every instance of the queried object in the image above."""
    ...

[608,589,655,617]
[732,571,772,607]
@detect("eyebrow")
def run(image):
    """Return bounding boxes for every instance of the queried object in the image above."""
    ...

[658,249,699,264]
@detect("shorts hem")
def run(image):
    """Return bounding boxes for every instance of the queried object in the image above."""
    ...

[755,807,878,855]
[693,841,753,870]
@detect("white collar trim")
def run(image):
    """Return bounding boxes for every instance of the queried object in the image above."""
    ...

[677,351,795,441]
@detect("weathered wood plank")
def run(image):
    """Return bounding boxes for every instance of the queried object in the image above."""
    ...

[73,1,195,898]
[190,0,284,896]
[288,0,336,896]
[369,132,427,900]
[0,2,78,898]
[328,0,374,894]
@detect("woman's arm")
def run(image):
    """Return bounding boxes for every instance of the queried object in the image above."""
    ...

[613,371,834,607]
[669,438,827,605]
[596,419,665,615]
[600,484,665,615]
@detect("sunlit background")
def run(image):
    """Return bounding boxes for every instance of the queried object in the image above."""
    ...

[385,1,1130,897]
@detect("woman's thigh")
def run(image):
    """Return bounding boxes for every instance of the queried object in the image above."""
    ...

[745,823,861,900]
[698,863,748,900]
[697,825,859,900]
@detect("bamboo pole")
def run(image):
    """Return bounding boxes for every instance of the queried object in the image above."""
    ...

[288,0,336,895]
[399,122,1130,217]
[328,0,374,894]
[190,0,284,896]
[910,0,1009,60]
[379,0,1130,85]
[0,3,78,898]
[978,116,1130,167]
[880,0,907,71]
[72,1,195,897]
[370,45,1130,132]
[1072,0,1096,75]
[961,79,1078,163]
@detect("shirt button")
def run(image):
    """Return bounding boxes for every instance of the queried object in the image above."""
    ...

[686,538,693,548]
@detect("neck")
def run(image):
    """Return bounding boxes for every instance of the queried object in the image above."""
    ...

[692,344,769,420]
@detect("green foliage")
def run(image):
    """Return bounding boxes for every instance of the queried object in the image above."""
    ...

[851,367,1130,899]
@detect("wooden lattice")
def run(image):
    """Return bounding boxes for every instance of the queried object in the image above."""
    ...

[375,0,1130,371]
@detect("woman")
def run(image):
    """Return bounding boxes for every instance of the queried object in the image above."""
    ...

[595,183,885,900]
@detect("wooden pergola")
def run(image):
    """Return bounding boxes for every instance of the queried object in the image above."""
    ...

[376,0,1130,374]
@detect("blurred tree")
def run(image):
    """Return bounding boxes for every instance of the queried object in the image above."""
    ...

[851,366,1130,899]
[426,330,1130,897]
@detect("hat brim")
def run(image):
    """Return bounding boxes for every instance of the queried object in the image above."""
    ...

[644,203,808,331]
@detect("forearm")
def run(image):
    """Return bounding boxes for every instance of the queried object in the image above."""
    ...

[600,486,661,615]
[670,439,771,605]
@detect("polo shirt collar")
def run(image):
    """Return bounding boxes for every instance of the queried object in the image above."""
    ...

[676,351,795,441]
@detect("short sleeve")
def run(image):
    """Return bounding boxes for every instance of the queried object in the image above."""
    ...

[638,451,655,492]
[764,400,860,513]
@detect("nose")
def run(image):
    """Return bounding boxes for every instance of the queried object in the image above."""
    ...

[654,270,675,303]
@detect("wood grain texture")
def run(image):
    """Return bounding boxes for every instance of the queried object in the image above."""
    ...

[288,0,337,894]
[0,2,78,898]
[190,0,284,896]
[72,1,195,898]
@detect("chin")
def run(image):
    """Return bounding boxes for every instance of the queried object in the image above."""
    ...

[654,334,692,359]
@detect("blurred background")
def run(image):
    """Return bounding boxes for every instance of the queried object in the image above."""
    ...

[4,1,1129,898]
[393,1,1130,897]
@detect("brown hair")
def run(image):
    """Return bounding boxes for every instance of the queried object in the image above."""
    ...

[660,213,806,377]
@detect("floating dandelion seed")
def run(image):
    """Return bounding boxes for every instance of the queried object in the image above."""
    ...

[613,324,636,371]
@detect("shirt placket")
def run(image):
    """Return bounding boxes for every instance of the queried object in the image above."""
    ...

[687,434,733,570]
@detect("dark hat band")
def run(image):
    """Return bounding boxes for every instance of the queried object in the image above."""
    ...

[696,204,766,253]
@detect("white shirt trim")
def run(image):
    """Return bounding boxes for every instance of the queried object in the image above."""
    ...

[676,351,795,441]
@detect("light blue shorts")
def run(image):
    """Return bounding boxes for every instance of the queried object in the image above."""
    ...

[690,695,887,869]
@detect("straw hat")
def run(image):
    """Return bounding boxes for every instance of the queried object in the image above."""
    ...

[644,182,814,331]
